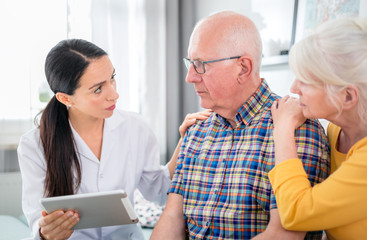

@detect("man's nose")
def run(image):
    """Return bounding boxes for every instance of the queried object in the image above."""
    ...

[185,65,202,83]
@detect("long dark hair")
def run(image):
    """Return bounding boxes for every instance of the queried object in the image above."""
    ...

[40,39,107,197]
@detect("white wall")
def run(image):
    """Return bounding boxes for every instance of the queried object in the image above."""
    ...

[261,64,295,97]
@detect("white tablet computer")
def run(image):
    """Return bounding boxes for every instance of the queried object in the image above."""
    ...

[40,190,139,230]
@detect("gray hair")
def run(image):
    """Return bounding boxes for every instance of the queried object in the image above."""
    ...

[289,18,367,121]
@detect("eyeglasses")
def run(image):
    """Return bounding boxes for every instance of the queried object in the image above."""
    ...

[183,56,241,74]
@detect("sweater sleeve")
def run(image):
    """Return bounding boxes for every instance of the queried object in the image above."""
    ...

[268,146,367,231]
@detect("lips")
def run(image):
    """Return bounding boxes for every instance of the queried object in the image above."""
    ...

[106,104,116,111]
[196,90,207,95]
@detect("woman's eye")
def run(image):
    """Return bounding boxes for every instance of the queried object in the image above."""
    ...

[94,86,102,94]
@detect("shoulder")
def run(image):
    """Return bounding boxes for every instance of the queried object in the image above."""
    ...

[108,109,151,129]
[297,118,328,143]
[185,113,216,137]
[112,109,145,121]
[295,119,330,180]
[247,94,278,131]
[17,126,46,166]
[349,136,367,157]
[18,126,41,148]
[106,109,157,141]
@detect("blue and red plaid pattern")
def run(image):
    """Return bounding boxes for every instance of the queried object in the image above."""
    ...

[169,80,330,239]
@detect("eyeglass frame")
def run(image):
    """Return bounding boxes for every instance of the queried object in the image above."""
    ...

[183,56,241,74]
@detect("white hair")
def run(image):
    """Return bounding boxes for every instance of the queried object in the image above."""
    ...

[289,18,367,121]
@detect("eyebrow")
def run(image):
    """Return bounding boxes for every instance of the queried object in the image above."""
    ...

[88,69,116,90]
[88,81,106,90]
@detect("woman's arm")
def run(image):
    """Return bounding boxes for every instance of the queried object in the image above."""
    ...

[269,151,367,230]
[17,130,79,239]
[270,97,367,230]
[167,110,212,178]
[271,96,306,165]
[251,209,306,240]
[137,110,211,204]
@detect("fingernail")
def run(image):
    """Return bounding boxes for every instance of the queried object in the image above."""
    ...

[66,212,73,217]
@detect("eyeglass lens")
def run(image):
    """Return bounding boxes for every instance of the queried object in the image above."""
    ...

[184,58,205,74]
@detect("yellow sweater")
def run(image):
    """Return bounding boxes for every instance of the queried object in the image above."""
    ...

[268,123,367,240]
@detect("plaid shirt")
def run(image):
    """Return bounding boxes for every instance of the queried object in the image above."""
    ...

[169,80,330,239]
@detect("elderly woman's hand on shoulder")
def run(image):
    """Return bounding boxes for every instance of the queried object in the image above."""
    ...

[271,96,306,131]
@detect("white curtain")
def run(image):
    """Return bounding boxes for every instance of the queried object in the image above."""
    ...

[90,0,168,162]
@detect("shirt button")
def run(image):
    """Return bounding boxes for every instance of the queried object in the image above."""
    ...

[205,221,210,226]
[99,173,103,178]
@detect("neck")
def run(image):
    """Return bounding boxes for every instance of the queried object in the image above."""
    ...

[68,111,104,135]
[216,77,261,129]
[331,110,367,153]
[214,108,237,128]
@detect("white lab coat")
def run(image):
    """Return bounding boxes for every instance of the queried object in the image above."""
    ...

[17,110,171,240]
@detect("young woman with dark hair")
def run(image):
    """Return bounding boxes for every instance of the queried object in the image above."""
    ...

[17,39,210,240]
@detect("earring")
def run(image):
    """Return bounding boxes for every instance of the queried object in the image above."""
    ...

[68,104,72,107]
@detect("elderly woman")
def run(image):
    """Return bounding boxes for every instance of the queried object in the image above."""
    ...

[269,18,367,240]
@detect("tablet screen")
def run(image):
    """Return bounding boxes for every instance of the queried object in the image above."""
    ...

[40,190,139,229]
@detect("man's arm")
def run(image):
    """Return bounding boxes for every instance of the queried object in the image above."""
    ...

[150,193,186,240]
[251,209,306,240]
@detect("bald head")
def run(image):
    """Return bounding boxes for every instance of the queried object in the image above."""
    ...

[189,11,263,73]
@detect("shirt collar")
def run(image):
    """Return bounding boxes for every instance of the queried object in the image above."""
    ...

[214,79,273,128]
[236,79,272,126]
[68,110,124,161]
[103,109,125,132]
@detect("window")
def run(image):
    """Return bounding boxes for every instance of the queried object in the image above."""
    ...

[0,0,169,171]
[0,0,92,172]
[0,0,68,120]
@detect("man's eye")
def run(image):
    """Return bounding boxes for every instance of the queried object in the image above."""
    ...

[194,61,202,68]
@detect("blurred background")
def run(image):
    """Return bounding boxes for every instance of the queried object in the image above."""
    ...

[0,0,364,239]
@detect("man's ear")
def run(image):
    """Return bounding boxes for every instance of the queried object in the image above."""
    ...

[237,56,253,84]
[342,85,359,110]
[55,92,72,107]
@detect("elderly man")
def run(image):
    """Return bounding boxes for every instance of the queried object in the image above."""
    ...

[151,11,329,239]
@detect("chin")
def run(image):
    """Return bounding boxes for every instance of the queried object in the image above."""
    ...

[103,111,115,119]
[199,100,213,110]
[302,111,315,119]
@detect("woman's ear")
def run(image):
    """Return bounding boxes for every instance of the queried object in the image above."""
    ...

[237,56,253,84]
[342,86,359,110]
[55,92,72,107]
